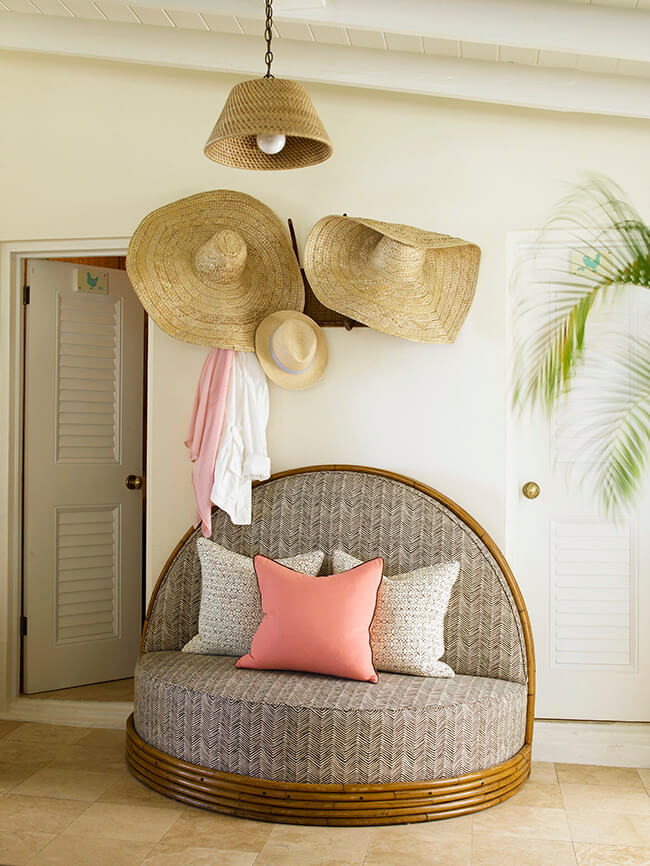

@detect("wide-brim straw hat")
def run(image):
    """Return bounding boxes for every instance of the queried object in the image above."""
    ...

[255,310,328,390]
[304,216,481,343]
[126,190,303,350]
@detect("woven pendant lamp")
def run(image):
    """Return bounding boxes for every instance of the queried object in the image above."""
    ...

[204,0,332,171]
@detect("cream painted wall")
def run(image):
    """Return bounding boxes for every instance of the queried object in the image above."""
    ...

[1,50,649,597]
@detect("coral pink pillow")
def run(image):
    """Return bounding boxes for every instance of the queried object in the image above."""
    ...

[236,555,383,683]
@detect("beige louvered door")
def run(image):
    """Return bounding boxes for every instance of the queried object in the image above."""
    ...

[507,234,650,721]
[23,259,144,693]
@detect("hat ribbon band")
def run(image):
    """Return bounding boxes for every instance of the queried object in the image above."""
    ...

[270,329,315,376]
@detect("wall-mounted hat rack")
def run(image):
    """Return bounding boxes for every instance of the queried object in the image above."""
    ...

[287,218,365,331]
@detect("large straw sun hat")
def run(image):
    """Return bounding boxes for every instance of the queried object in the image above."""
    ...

[255,310,327,390]
[126,190,303,350]
[304,216,481,343]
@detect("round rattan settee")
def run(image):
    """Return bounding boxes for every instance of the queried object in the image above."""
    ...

[127,465,535,826]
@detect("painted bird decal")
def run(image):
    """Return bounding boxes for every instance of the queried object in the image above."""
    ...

[86,272,99,289]
[577,251,601,272]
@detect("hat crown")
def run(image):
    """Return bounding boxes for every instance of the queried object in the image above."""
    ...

[272,319,317,372]
[370,235,426,281]
[193,229,247,284]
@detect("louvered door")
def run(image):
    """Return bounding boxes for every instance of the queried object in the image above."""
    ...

[507,234,650,721]
[23,259,144,693]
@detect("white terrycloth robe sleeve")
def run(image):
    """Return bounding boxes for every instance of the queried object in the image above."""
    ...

[211,352,270,525]
[240,352,271,483]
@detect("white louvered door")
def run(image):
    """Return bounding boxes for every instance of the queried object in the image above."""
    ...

[507,234,650,721]
[23,259,144,693]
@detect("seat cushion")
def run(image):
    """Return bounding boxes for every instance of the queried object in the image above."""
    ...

[134,652,527,785]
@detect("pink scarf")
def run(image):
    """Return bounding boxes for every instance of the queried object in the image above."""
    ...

[185,348,234,537]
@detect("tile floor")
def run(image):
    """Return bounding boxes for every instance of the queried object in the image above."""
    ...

[0,720,647,865]
[27,679,134,703]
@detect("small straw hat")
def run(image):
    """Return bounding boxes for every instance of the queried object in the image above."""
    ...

[304,216,481,343]
[126,190,303,350]
[255,311,328,390]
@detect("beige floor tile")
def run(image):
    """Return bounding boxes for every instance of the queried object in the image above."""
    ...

[45,742,128,773]
[161,810,272,852]
[12,767,118,802]
[29,677,134,703]
[574,842,650,865]
[530,762,558,784]
[75,728,127,750]
[557,764,645,788]
[5,723,90,745]
[0,760,46,793]
[371,816,473,844]
[30,833,153,866]
[639,770,650,791]
[428,814,474,836]
[256,825,372,866]
[0,721,23,740]
[471,834,578,865]
[142,844,257,865]
[509,781,564,809]
[471,801,571,841]
[0,829,55,865]
[0,794,87,833]
[561,783,650,816]
[97,769,184,810]
[63,801,182,843]
[365,827,470,866]
[0,739,54,765]
[568,809,650,846]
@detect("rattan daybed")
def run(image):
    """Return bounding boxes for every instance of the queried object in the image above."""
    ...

[127,465,535,826]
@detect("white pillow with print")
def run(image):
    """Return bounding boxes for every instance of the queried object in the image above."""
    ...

[332,549,459,678]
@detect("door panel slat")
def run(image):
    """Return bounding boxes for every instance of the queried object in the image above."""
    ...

[55,506,119,645]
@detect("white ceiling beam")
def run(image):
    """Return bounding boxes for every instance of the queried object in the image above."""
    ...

[119,0,650,63]
[2,12,649,119]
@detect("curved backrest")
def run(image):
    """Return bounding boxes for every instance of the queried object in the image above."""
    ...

[143,467,531,685]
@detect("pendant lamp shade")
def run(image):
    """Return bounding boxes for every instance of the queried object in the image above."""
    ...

[204,78,333,171]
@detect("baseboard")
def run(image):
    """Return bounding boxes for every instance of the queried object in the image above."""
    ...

[0,697,133,729]
[533,719,650,767]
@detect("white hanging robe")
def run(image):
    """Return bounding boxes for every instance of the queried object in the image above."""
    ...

[211,351,271,525]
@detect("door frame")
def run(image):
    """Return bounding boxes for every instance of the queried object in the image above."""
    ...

[0,237,145,727]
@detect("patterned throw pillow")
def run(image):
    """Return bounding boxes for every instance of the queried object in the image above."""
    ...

[332,549,459,678]
[183,540,325,657]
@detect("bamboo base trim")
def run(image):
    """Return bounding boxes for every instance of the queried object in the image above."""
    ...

[127,739,529,805]
[126,716,531,826]
[127,742,530,811]
[128,751,530,821]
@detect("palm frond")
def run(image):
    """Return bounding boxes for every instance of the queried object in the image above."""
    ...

[512,176,650,416]
[563,337,650,515]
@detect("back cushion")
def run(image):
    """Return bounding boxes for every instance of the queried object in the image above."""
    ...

[143,470,527,684]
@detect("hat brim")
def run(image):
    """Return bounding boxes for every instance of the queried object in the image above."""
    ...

[304,216,480,343]
[126,190,304,350]
[256,311,328,390]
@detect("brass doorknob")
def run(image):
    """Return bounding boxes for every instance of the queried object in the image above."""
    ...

[125,475,143,490]
[522,481,540,500]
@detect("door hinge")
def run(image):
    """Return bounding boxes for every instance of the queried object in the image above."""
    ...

[20,616,27,637]
[22,284,30,305]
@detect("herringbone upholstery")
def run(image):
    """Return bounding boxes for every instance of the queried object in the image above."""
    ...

[144,469,526,684]
[134,652,527,784]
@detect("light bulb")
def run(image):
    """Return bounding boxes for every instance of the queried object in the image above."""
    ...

[256,133,286,155]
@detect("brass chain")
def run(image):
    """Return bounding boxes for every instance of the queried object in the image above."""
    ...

[263,0,274,78]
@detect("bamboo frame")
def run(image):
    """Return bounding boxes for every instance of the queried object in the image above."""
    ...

[131,465,535,825]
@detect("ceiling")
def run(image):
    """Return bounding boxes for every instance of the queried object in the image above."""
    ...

[2,0,650,118]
